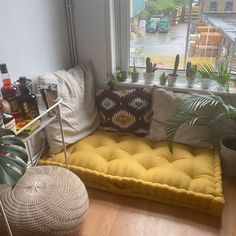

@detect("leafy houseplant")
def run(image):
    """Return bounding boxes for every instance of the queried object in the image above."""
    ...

[197,60,230,91]
[0,127,28,235]
[115,68,128,82]
[168,54,179,86]
[143,57,158,84]
[107,74,116,90]
[131,62,139,82]
[186,61,197,88]
[165,92,236,176]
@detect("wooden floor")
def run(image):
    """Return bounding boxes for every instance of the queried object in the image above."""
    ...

[80,177,236,236]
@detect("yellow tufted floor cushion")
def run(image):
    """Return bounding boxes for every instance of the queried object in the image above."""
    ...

[39,131,225,216]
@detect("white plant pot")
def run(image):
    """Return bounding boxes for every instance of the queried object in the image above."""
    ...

[168,74,178,86]
[143,72,155,84]
[186,76,195,88]
[131,72,139,82]
[220,135,236,177]
[201,78,211,90]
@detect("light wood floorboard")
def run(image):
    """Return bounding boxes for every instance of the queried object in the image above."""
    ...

[80,177,236,236]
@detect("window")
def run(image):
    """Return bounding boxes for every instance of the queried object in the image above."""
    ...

[225,1,233,11]
[209,2,218,11]
[112,0,235,81]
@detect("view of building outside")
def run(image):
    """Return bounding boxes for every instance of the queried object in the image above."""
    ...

[130,0,236,72]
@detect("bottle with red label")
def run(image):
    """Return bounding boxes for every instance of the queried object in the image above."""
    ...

[19,76,39,120]
[0,64,23,123]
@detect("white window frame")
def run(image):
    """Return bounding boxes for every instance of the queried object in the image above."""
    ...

[114,0,130,71]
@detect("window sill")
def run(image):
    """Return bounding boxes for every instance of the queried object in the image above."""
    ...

[116,77,236,96]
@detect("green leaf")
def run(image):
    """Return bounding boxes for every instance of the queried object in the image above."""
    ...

[0,136,26,149]
[0,156,27,187]
[0,145,28,163]
[0,127,15,137]
[0,127,28,187]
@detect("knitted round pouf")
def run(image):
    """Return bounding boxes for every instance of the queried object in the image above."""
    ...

[0,166,89,236]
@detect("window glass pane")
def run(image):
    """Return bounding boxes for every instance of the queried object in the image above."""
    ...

[225,1,233,11]
[130,0,191,70]
[129,0,236,75]
[209,1,218,11]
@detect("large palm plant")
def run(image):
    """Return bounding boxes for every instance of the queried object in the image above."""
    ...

[166,93,236,153]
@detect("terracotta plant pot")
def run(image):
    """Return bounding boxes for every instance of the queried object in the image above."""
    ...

[220,135,236,177]
[143,72,155,84]
[168,74,178,86]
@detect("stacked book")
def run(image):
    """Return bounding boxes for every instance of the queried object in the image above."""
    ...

[16,120,40,135]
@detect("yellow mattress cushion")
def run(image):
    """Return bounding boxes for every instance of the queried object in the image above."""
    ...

[39,131,225,216]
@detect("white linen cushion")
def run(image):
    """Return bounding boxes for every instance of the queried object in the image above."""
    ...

[148,87,212,148]
[38,64,100,154]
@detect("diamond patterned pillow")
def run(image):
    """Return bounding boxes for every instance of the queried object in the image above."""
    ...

[96,88,152,136]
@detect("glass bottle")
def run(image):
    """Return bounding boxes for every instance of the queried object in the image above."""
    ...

[19,77,39,120]
[0,64,23,123]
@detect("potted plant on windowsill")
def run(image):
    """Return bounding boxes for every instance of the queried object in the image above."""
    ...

[186,61,197,88]
[143,57,158,84]
[168,54,179,86]
[159,72,168,86]
[107,74,116,90]
[114,68,128,82]
[0,127,28,235]
[131,61,139,82]
[197,60,230,91]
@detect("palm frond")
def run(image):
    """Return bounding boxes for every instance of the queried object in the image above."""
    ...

[165,113,200,153]
[175,93,223,115]
[166,92,235,153]
[196,61,230,91]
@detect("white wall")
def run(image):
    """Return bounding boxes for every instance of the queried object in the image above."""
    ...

[0,0,71,84]
[73,0,108,87]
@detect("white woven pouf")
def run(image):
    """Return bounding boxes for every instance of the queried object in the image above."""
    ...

[0,166,89,236]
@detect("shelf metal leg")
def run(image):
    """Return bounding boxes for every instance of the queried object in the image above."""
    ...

[0,200,13,236]
[57,106,68,169]
[26,140,34,167]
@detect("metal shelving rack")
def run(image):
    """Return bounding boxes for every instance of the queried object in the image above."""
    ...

[16,97,68,169]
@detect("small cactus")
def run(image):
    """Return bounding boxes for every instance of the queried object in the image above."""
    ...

[173,54,180,76]
[132,61,137,73]
[186,61,197,78]
[160,72,168,85]
[146,57,158,73]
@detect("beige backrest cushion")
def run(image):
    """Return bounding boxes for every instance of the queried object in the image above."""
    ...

[148,87,212,148]
[38,64,100,154]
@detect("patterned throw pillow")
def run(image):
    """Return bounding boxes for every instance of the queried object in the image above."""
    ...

[96,88,152,136]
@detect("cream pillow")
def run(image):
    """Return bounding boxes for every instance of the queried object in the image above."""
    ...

[38,64,100,154]
[148,88,212,148]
